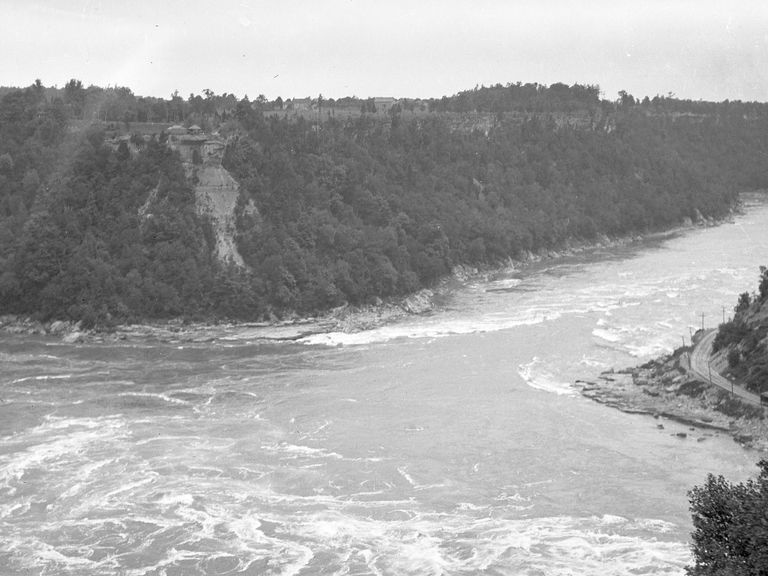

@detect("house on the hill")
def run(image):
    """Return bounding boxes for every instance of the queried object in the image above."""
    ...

[165,125,218,164]
[167,125,188,137]
[374,97,397,112]
[287,98,312,111]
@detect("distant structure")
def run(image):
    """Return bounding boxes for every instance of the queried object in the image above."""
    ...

[374,97,397,112]
[167,125,188,137]
[286,98,312,111]
[166,125,224,165]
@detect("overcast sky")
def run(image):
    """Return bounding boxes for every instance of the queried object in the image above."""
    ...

[2,0,768,102]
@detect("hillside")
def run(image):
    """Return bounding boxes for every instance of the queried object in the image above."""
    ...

[713,267,768,395]
[2,80,768,327]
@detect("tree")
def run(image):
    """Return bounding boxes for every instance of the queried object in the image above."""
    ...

[759,265,768,302]
[727,348,740,368]
[0,153,13,174]
[735,291,751,313]
[687,460,768,575]
[618,90,636,108]
[64,78,86,118]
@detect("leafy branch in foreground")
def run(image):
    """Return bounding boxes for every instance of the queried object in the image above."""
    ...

[687,459,768,575]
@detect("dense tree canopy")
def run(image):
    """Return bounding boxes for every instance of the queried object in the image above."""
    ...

[713,267,768,394]
[688,460,768,575]
[1,80,768,326]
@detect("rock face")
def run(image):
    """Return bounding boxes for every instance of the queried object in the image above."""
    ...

[192,162,249,267]
[168,128,257,268]
[577,349,768,451]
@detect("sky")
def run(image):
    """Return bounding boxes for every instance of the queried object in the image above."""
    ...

[2,0,768,102]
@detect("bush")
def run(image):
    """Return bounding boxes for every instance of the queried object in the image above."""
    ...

[712,390,764,419]
[713,320,749,353]
[727,348,741,368]
[687,460,768,575]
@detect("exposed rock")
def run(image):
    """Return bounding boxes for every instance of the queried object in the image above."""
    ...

[62,331,86,344]
[160,129,257,269]
[48,320,69,335]
[577,348,768,451]
[734,434,754,445]
[191,162,253,267]
[401,289,434,314]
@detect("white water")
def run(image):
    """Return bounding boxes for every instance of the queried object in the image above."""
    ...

[2,196,768,575]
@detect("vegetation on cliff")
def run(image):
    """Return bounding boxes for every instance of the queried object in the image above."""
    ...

[713,267,768,395]
[2,80,768,326]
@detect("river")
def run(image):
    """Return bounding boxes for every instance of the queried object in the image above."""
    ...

[2,196,768,575]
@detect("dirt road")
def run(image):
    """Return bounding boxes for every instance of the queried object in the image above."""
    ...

[689,329,762,405]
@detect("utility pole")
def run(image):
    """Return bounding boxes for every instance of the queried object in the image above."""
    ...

[701,313,705,331]
[682,335,686,348]
[722,305,726,324]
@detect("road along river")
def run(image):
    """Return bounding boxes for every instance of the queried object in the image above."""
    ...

[2,196,768,575]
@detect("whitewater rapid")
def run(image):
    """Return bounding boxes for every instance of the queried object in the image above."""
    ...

[2,196,768,575]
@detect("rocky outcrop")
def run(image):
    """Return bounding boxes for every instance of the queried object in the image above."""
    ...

[577,349,768,451]
[168,129,257,268]
[190,162,251,267]
[0,316,88,342]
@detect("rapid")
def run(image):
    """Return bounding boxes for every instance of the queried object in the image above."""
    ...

[2,196,768,575]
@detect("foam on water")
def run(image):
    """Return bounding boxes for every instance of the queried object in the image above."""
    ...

[5,201,768,575]
[0,415,127,494]
[118,391,191,406]
[299,267,713,348]
[517,357,576,395]
[593,327,622,343]
[300,309,556,346]
[258,508,689,576]
[261,442,345,460]
[11,373,74,384]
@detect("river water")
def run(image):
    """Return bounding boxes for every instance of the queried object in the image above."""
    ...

[2,196,768,575]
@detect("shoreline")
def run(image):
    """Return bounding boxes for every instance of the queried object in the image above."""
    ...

[0,212,732,345]
[576,347,768,452]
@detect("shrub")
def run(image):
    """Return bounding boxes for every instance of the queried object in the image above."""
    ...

[727,348,741,368]
[688,460,768,575]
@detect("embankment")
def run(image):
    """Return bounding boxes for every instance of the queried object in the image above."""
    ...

[577,348,768,451]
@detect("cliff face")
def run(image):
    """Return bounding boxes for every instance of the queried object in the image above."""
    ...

[191,161,248,267]
[170,134,257,268]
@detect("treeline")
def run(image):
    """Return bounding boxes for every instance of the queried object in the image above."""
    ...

[425,82,602,114]
[2,80,768,326]
[428,81,768,118]
[713,267,768,394]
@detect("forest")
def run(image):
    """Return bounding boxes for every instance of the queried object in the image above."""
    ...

[2,80,768,326]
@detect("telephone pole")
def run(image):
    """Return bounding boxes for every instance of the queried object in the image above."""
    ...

[701,312,705,331]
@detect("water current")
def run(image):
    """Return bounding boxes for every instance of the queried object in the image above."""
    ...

[3,196,768,575]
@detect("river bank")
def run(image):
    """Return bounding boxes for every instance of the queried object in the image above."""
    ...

[0,212,729,345]
[577,347,768,452]
[0,285,438,345]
